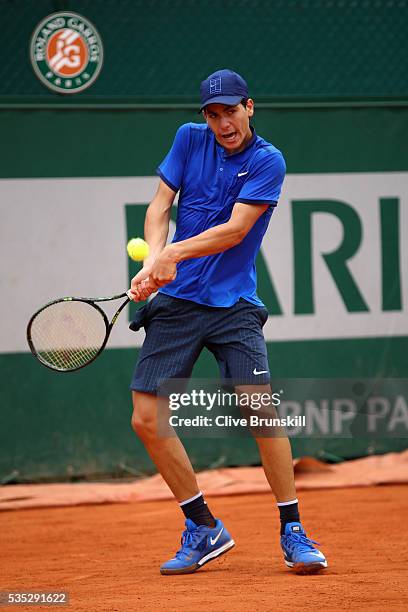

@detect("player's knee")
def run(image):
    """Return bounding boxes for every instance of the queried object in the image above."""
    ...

[131,412,156,440]
[131,392,157,441]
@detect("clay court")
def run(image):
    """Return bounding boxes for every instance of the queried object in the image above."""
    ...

[2,485,408,611]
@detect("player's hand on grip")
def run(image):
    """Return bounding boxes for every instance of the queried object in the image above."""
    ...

[129,249,177,302]
[136,277,159,301]
[129,266,157,302]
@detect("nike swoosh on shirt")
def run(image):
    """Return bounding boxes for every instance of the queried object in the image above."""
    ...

[237,171,249,177]
[210,528,224,546]
[253,368,268,375]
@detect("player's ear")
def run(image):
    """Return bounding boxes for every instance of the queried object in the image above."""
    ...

[246,98,254,118]
[202,109,208,123]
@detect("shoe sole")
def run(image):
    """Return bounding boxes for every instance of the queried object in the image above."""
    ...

[160,539,235,575]
[285,560,328,575]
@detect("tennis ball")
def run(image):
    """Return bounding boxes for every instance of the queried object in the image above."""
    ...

[127,238,150,261]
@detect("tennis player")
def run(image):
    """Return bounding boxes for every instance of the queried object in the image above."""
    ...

[128,69,327,575]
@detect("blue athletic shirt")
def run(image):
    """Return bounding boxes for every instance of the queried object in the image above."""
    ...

[157,123,286,307]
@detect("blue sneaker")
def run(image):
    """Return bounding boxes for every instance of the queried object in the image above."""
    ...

[281,522,328,574]
[160,518,235,575]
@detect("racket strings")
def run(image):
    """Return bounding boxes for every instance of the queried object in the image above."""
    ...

[40,344,98,370]
[29,301,107,370]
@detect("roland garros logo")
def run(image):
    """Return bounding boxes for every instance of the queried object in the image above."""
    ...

[30,12,103,94]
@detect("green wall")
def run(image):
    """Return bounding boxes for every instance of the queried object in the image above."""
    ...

[1,105,407,481]
[1,107,408,179]
[1,0,407,481]
[2,341,408,482]
[2,0,407,102]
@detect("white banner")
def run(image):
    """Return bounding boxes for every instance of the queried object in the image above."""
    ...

[0,172,407,352]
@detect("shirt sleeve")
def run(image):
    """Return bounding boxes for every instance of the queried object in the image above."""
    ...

[157,123,191,192]
[237,150,286,205]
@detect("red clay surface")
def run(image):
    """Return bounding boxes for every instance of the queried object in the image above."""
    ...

[1,485,408,611]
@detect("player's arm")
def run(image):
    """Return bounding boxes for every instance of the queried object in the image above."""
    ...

[148,202,269,287]
[143,179,176,264]
[168,201,268,259]
[129,179,176,299]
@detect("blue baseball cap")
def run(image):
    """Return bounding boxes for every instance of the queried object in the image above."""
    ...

[200,69,248,111]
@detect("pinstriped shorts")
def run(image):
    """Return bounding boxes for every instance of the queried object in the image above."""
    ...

[129,293,270,395]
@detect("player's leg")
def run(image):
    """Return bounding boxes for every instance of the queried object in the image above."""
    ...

[205,298,327,573]
[235,386,326,572]
[131,390,200,501]
[253,423,297,501]
[129,294,235,574]
[255,435,327,573]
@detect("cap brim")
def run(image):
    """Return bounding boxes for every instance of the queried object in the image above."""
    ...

[199,95,244,112]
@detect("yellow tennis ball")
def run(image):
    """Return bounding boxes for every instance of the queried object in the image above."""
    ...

[127,238,149,261]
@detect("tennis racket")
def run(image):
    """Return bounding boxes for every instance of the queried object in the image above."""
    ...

[26,291,132,372]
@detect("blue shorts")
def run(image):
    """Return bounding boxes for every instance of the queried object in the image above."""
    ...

[129,293,270,394]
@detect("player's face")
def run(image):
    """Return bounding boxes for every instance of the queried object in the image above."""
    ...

[203,99,254,154]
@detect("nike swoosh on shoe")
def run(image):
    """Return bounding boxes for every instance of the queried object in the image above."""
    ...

[210,528,224,546]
